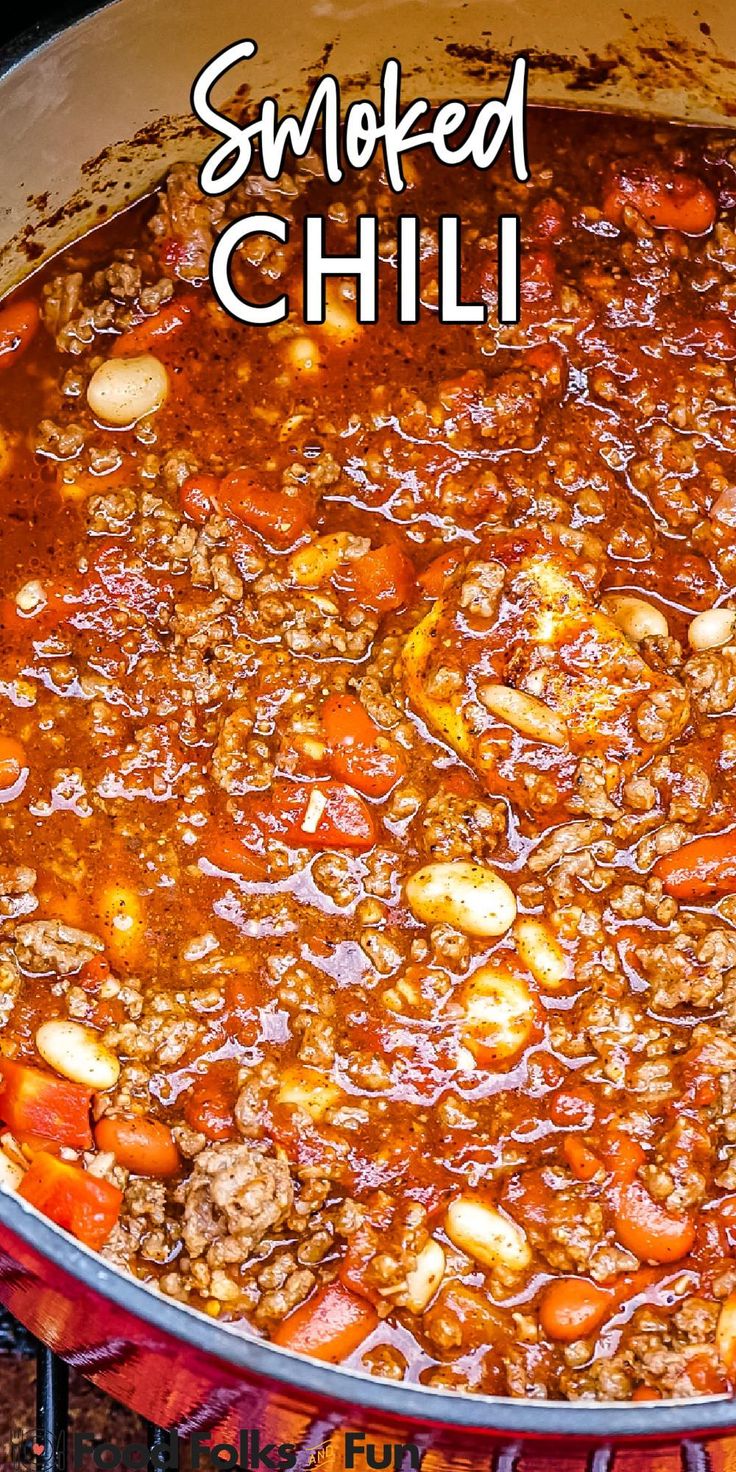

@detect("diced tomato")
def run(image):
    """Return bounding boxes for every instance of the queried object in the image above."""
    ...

[94,1115,181,1178]
[322,693,403,798]
[520,247,557,305]
[329,745,403,799]
[525,341,567,391]
[418,549,464,599]
[563,1136,604,1182]
[223,969,260,1047]
[258,779,377,852]
[686,1355,730,1395]
[529,196,566,241]
[615,1182,696,1264]
[19,1153,122,1250]
[0,1058,92,1150]
[549,1085,596,1130]
[653,830,736,900]
[342,543,415,614]
[200,829,268,880]
[322,693,379,749]
[110,299,193,357]
[0,735,27,794]
[13,1132,65,1160]
[604,1131,646,1184]
[183,1069,236,1142]
[272,1281,377,1362]
[539,1278,611,1342]
[0,299,39,369]
[78,955,113,991]
[668,314,736,360]
[218,469,310,549]
[179,473,220,526]
[603,166,717,235]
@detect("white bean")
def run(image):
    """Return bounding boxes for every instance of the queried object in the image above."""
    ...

[404,1239,446,1313]
[445,1196,531,1273]
[717,1292,736,1372]
[515,917,568,992]
[16,579,46,614]
[602,593,669,642]
[460,966,535,1062]
[0,1150,23,1191]
[277,1065,341,1120]
[285,336,322,374]
[478,684,568,748]
[288,533,351,587]
[405,861,517,938]
[36,1019,119,1091]
[688,607,736,652]
[87,354,168,427]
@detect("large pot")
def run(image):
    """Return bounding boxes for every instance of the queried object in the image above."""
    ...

[2,1,736,1462]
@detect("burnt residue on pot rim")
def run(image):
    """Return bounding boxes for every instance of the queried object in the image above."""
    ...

[444,28,736,100]
[2,1,736,290]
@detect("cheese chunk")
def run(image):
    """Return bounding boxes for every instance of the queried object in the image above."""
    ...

[403,525,689,815]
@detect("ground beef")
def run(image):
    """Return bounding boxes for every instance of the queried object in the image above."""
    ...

[685,646,736,715]
[0,865,36,922]
[148,163,226,280]
[636,924,736,1011]
[527,820,607,872]
[8,115,736,1405]
[563,1299,722,1400]
[11,921,103,976]
[0,947,21,1027]
[418,789,506,862]
[177,1141,294,1268]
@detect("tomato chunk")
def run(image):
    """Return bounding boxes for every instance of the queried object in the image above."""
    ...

[329,745,403,799]
[178,473,220,526]
[322,693,379,749]
[111,299,193,356]
[653,830,736,900]
[94,1115,181,1178]
[344,544,415,614]
[539,1278,611,1342]
[563,1136,603,1182]
[218,469,310,549]
[322,693,404,798]
[605,1132,646,1185]
[201,828,268,880]
[272,1281,377,1362]
[183,1069,236,1142]
[615,1182,695,1264]
[0,299,39,369]
[19,1153,122,1250]
[260,779,377,852]
[603,166,716,235]
[0,1057,92,1150]
[418,549,464,599]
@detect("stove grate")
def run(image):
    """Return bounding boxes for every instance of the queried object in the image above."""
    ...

[32,1340,166,1472]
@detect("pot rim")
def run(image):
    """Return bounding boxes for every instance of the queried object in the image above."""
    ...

[2,1185,735,1438]
[1,0,736,1441]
